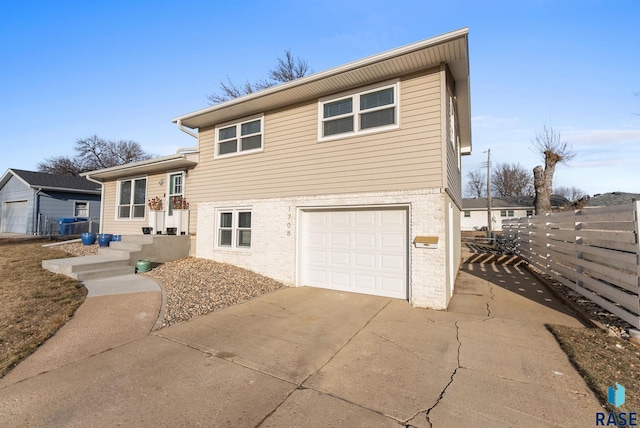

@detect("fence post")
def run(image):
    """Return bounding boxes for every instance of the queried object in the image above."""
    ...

[575,208,583,292]
[635,201,640,319]
[545,212,551,274]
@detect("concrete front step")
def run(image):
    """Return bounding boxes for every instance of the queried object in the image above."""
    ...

[98,248,142,259]
[42,234,190,281]
[42,255,131,276]
[108,242,143,251]
[75,265,136,281]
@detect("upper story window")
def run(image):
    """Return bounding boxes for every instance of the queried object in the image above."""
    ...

[500,210,514,217]
[463,211,471,218]
[318,81,399,141]
[215,115,263,158]
[118,177,146,219]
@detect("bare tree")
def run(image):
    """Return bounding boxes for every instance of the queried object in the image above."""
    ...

[532,125,575,214]
[38,135,154,176]
[491,163,534,197]
[554,186,587,202]
[207,50,312,104]
[464,169,486,198]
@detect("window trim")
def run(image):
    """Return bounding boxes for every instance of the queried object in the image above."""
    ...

[214,114,264,159]
[74,200,90,217]
[318,80,400,142]
[116,177,147,220]
[167,171,185,216]
[215,207,252,250]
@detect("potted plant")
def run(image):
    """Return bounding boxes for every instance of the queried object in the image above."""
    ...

[148,196,165,234]
[172,196,190,235]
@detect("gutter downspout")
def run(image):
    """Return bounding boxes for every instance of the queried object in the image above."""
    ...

[175,119,198,139]
[84,174,104,234]
[33,188,41,235]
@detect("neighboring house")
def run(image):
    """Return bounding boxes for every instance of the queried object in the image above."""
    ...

[462,195,569,232]
[85,28,471,310]
[0,169,101,234]
[587,192,640,207]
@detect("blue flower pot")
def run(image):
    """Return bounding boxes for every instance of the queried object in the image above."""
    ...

[111,235,122,242]
[97,233,113,247]
[81,232,96,245]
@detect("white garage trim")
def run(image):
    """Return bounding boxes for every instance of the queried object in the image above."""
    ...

[298,205,409,299]
[3,200,28,234]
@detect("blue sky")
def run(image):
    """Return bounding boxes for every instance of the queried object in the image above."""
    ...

[1,0,638,195]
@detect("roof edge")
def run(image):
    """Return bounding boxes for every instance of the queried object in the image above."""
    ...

[172,27,469,126]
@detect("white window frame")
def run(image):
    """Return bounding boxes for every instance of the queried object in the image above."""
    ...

[214,114,264,159]
[167,172,185,216]
[318,80,400,142]
[74,201,89,217]
[117,177,147,220]
[215,208,252,250]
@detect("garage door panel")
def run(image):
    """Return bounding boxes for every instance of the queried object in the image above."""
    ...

[354,232,375,248]
[381,276,405,294]
[330,233,349,246]
[331,211,350,226]
[308,232,327,245]
[353,252,376,268]
[301,208,408,299]
[380,254,405,271]
[380,233,405,249]
[330,251,350,265]
[353,274,376,291]
[381,210,405,226]
[329,271,349,287]
[354,211,375,225]
[4,201,28,234]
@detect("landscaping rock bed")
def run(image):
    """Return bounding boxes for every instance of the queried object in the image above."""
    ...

[144,258,284,328]
[57,242,284,328]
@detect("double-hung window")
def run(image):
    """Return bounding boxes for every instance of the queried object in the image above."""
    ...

[319,81,399,140]
[217,209,252,249]
[215,115,263,158]
[118,177,146,219]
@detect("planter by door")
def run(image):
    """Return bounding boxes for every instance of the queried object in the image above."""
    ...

[173,209,190,235]
[136,259,151,273]
[142,227,153,234]
[81,232,96,245]
[97,233,113,247]
[149,210,165,234]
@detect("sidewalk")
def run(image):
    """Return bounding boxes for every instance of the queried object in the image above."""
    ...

[0,262,602,426]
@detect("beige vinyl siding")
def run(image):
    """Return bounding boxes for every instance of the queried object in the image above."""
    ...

[444,67,462,208]
[100,172,170,235]
[188,68,444,203]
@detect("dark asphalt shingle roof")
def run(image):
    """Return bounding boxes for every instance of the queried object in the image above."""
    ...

[9,169,100,192]
[586,192,640,207]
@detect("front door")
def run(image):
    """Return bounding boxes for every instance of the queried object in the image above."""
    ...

[165,172,184,228]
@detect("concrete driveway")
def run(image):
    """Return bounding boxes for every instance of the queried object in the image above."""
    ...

[0,263,602,427]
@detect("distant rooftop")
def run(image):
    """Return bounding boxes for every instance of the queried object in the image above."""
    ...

[2,169,101,193]
[587,192,640,207]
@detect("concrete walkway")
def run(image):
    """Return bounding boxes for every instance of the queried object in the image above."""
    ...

[0,263,602,426]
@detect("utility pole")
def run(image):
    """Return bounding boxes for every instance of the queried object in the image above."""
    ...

[486,149,492,243]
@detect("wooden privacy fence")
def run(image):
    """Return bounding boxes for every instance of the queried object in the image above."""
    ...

[502,202,640,329]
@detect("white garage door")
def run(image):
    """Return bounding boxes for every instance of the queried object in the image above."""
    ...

[301,208,408,299]
[4,201,28,233]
